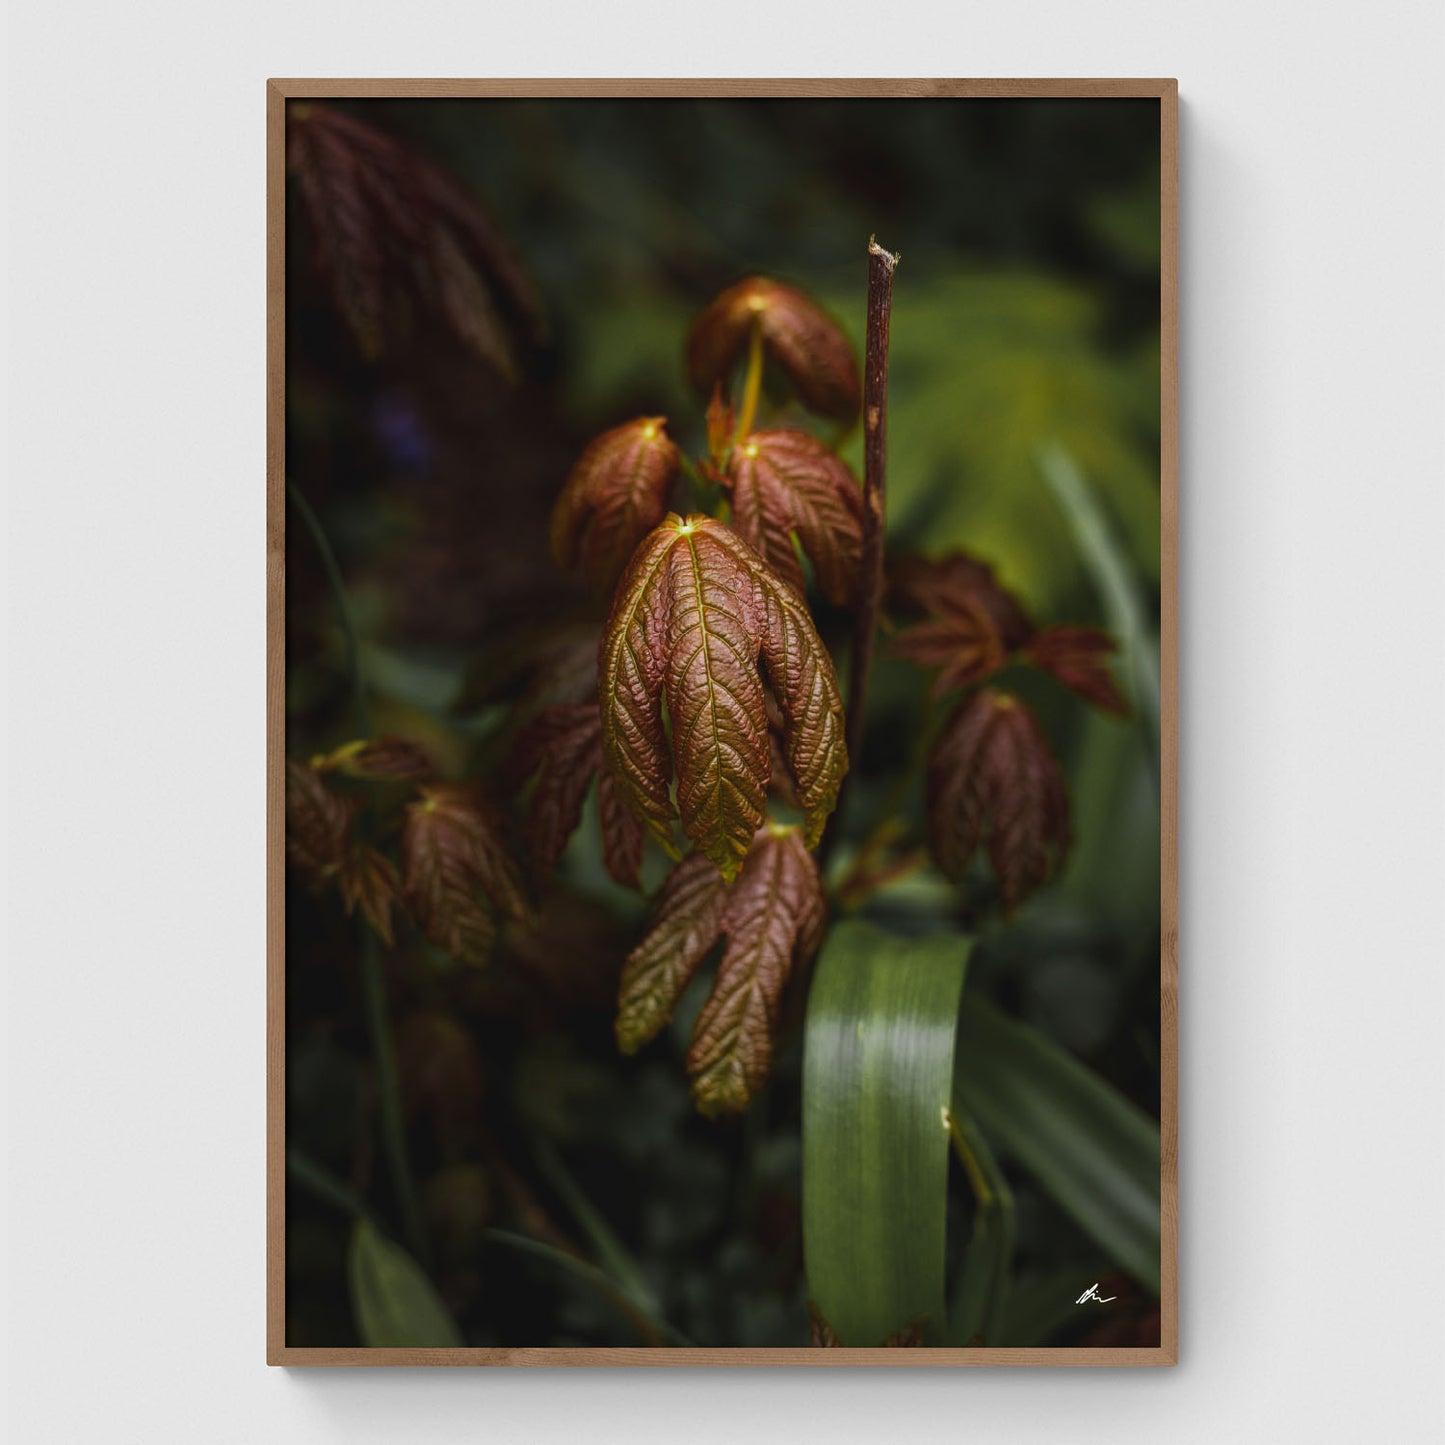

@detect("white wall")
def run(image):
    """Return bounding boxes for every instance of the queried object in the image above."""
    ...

[6,2,1443,1441]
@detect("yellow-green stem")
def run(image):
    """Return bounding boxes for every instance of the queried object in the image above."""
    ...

[733,317,765,442]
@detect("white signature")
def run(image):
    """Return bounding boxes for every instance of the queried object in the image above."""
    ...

[1075,1282,1117,1304]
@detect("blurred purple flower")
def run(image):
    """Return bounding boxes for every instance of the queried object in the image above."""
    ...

[371,394,433,476]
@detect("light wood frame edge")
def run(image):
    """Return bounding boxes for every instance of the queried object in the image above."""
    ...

[265,76,1180,1369]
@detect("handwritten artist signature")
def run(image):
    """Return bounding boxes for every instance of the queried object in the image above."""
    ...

[1075,1282,1117,1305]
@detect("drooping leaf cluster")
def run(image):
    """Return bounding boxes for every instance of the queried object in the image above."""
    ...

[617,826,826,1116]
[535,277,864,1109]
[286,741,527,965]
[889,551,1129,911]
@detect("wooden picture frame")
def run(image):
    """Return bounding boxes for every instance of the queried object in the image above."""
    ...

[267,77,1178,1367]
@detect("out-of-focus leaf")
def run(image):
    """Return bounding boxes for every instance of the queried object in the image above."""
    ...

[512,702,645,889]
[724,429,865,605]
[347,1217,462,1348]
[953,993,1161,1294]
[337,845,403,947]
[311,735,434,781]
[401,785,528,965]
[802,921,971,1344]
[550,417,682,592]
[598,514,846,877]
[287,103,543,372]
[285,758,356,883]
[928,689,1071,913]
[687,276,861,423]
[1025,626,1130,717]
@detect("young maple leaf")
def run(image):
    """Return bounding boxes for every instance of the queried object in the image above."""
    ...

[890,552,1130,716]
[401,785,529,966]
[285,758,357,882]
[286,760,400,945]
[337,845,404,947]
[511,701,645,890]
[1024,625,1130,716]
[889,552,1035,696]
[550,418,682,592]
[310,735,434,781]
[927,689,1071,914]
[723,429,866,605]
[599,514,847,881]
[686,277,861,424]
[616,827,826,1116]
[286,103,544,372]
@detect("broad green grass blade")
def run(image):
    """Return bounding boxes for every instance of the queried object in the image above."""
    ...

[945,1105,1015,1345]
[803,921,971,1344]
[954,994,1161,1294]
[347,1217,463,1347]
[1037,442,1162,778]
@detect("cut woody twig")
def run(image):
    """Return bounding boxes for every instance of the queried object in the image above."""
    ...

[824,237,898,866]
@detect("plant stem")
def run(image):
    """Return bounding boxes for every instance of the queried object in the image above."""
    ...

[359,925,429,1265]
[824,237,898,863]
[733,316,766,441]
[287,479,372,736]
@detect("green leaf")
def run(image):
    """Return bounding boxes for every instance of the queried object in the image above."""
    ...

[953,994,1161,1294]
[802,921,971,1344]
[945,1105,1015,1345]
[1037,443,1162,779]
[347,1217,462,1348]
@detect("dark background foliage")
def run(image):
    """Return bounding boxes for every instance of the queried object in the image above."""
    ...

[285,96,1162,1348]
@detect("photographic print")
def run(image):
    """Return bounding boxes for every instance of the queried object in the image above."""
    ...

[268,79,1177,1365]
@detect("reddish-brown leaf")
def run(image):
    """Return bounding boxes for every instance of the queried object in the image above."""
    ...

[286,104,544,371]
[311,735,433,781]
[287,112,386,357]
[687,828,826,1116]
[724,429,866,605]
[512,701,644,890]
[596,763,646,890]
[686,277,862,423]
[1025,626,1131,717]
[338,845,404,947]
[401,785,528,966]
[752,561,848,846]
[928,689,1071,914]
[285,758,357,882]
[453,620,600,717]
[705,383,735,469]
[891,597,1011,697]
[889,552,1034,697]
[888,554,1033,646]
[512,703,604,879]
[617,827,826,1116]
[550,418,682,591]
[615,853,731,1054]
[599,515,847,878]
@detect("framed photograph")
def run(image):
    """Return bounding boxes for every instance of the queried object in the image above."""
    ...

[268,78,1177,1366]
